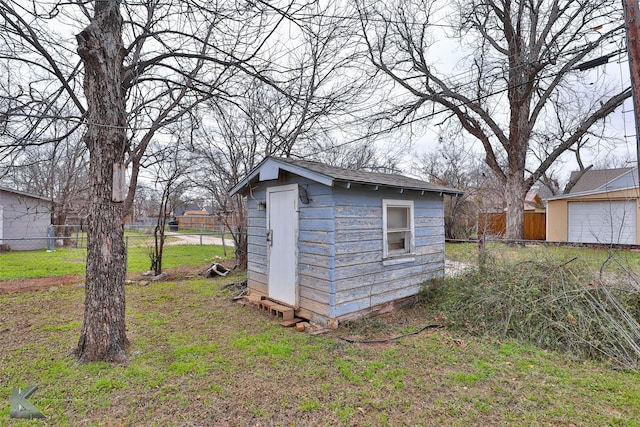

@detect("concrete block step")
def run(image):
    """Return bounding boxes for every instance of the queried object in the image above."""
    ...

[270,304,294,321]
[258,299,278,311]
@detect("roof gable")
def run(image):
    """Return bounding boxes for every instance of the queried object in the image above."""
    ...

[229,156,463,197]
[524,192,545,211]
[606,167,639,190]
[568,167,636,193]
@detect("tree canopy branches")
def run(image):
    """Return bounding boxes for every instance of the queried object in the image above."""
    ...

[358,0,631,238]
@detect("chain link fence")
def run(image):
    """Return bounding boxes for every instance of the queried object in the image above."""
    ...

[0,224,241,280]
[0,224,236,250]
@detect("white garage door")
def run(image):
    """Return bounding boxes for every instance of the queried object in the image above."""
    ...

[568,201,637,244]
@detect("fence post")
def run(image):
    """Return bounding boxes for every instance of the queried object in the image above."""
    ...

[125,236,129,273]
[47,224,55,252]
[221,224,227,257]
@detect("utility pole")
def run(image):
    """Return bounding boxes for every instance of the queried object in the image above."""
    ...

[622,0,640,183]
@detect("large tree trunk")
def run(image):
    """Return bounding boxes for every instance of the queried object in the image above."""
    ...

[504,173,526,241]
[503,85,530,241]
[74,0,128,364]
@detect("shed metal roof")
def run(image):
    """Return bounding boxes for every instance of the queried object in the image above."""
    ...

[0,186,53,203]
[229,156,463,196]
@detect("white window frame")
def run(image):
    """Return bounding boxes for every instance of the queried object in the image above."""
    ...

[382,199,415,265]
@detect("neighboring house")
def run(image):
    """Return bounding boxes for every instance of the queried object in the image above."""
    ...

[0,187,53,251]
[229,156,462,327]
[524,192,547,213]
[546,167,639,245]
[174,203,201,217]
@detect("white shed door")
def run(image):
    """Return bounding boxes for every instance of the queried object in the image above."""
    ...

[267,184,298,306]
[568,201,636,244]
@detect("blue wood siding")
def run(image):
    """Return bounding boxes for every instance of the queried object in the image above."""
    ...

[245,177,335,317]
[296,178,334,317]
[331,188,444,318]
[245,176,446,325]
[246,187,268,295]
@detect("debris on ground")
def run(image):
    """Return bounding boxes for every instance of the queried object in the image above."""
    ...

[151,272,168,281]
[204,262,231,278]
[223,279,247,298]
[280,318,304,328]
[239,293,328,334]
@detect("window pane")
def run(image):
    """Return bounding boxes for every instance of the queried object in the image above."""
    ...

[387,206,408,229]
[387,231,406,251]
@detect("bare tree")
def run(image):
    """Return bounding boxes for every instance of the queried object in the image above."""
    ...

[358,0,631,239]
[415,135,498,239]
[129,183,158,224]
[189,1,380,268]
[0,0,308,363]
[145,140,191,275]
[537,135,595,195]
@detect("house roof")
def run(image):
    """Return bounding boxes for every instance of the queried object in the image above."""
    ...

[545,167,639,201]
[175,203,201,217]
[229,156,463,197]
[567,167,634,193]
[524,192,545,211]
[0,186,53,203]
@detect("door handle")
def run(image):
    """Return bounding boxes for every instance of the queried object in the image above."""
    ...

[266,229,273,246]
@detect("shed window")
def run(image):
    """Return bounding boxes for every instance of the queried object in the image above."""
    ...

[383,199,415,260]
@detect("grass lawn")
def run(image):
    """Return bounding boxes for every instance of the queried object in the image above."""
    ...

[1,273,639,425]
[446,241,640,275]
[0,245,230,281]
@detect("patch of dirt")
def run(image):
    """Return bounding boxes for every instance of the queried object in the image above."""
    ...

[0,260,239,294]
[0,274,84,294]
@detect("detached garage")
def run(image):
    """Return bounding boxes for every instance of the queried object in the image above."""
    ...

[567,200,636,244]
[546,168,639,245]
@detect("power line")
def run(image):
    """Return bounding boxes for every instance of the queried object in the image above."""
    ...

[4,48,629,147]
[287,8,624,33]
[301,58,632,156]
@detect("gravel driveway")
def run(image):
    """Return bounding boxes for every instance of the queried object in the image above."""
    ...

[165,232,234,246]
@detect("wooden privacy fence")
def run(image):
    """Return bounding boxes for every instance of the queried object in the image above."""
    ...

[176,216,238,232]
[478,212,546,240]
[177,215,217,230]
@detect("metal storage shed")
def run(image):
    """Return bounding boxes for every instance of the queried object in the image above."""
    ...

[0,186,53,251]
